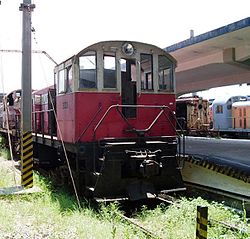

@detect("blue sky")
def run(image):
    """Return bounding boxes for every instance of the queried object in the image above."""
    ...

[0,0,250,95]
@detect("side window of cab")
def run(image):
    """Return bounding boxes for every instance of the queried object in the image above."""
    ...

[79,51,97,89]
[140,54,153,91]
[158,55,174,92]
[57,69,66,94]
[104,53,117,89]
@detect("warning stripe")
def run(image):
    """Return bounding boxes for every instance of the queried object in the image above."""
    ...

[23,152,33,162]
[185,156,250,183]
[22,163,33,174]
[196,206,208,239]
[22,170,33,180]
[23,145,33,154]
[197,212,208,225]
[22,176,33,188]
[23,132,32,142]
[23,138,32,148]
[21,131,33,188]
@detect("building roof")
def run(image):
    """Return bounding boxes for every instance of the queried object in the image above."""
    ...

[164,17,250,95]
[165,17,250,53]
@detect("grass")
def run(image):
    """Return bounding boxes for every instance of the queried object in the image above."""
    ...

[134,198,250,239]
[0,155,249,238]
[0,158,145,238]
[0,136,10,160]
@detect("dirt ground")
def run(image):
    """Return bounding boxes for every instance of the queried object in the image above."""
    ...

[0,157,21,189]
[0,157,20,174]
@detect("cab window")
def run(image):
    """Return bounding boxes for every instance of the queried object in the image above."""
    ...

[158,55,173,91]
[104,53,116,89]
[33,94,41,104]
[66,66,73,93]
[216,105,223,114]
[58,69,66,94]
[140,54,153,91]
[79,51,97,89]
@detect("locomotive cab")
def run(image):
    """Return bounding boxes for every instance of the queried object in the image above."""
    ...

[55,41,177,141]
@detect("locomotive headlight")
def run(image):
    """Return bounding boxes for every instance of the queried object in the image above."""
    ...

[122,42,135,56]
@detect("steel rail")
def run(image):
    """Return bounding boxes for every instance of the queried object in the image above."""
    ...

[117,213,163,239]
[209,218,250,234]
[156,195,175,205]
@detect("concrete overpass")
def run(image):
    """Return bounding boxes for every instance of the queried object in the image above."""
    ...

[165,17,250,95]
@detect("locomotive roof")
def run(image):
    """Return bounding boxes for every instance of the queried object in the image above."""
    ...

[57,40,177,68]
[232,100,250,107]
[176,96,206,102]
[212,95,247,105]
[33,85,54,95]
[6,89,22,97]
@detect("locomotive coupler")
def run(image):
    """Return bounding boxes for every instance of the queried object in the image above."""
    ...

[139,159,162,178]
[125,149,162,177]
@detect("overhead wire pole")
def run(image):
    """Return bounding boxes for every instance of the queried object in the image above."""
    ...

[19,0,35,188]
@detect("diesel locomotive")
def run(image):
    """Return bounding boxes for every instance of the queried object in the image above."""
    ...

[0,41,185,200]
[176,96,210,135]
[212,95,250,138]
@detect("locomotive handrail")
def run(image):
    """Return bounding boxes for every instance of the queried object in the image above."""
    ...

[32,109,54,114]
[93,104,173,137]
[125,108,165,134]
[170,112,186,159]
[32,109,56,142]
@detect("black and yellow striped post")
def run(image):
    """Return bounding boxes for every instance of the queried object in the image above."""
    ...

[196,206,208,239]
[21,131,33,188]
[20,0,35,188]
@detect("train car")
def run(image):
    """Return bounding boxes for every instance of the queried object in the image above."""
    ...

[1,41,185,200]
[0,89,21,130]
[211,95,248,136]
[176,96,210,135]
[231,101,250,137]
[32,86,56,135]
[0,89,22,157]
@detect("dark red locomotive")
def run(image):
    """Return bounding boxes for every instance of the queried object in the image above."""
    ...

[1,41,184,200]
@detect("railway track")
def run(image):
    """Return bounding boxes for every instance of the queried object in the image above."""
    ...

[1,157,249,237]
[113,189,249,238]
[118,213,163,239]
[20,155,250,214]
[112,195,177,239]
